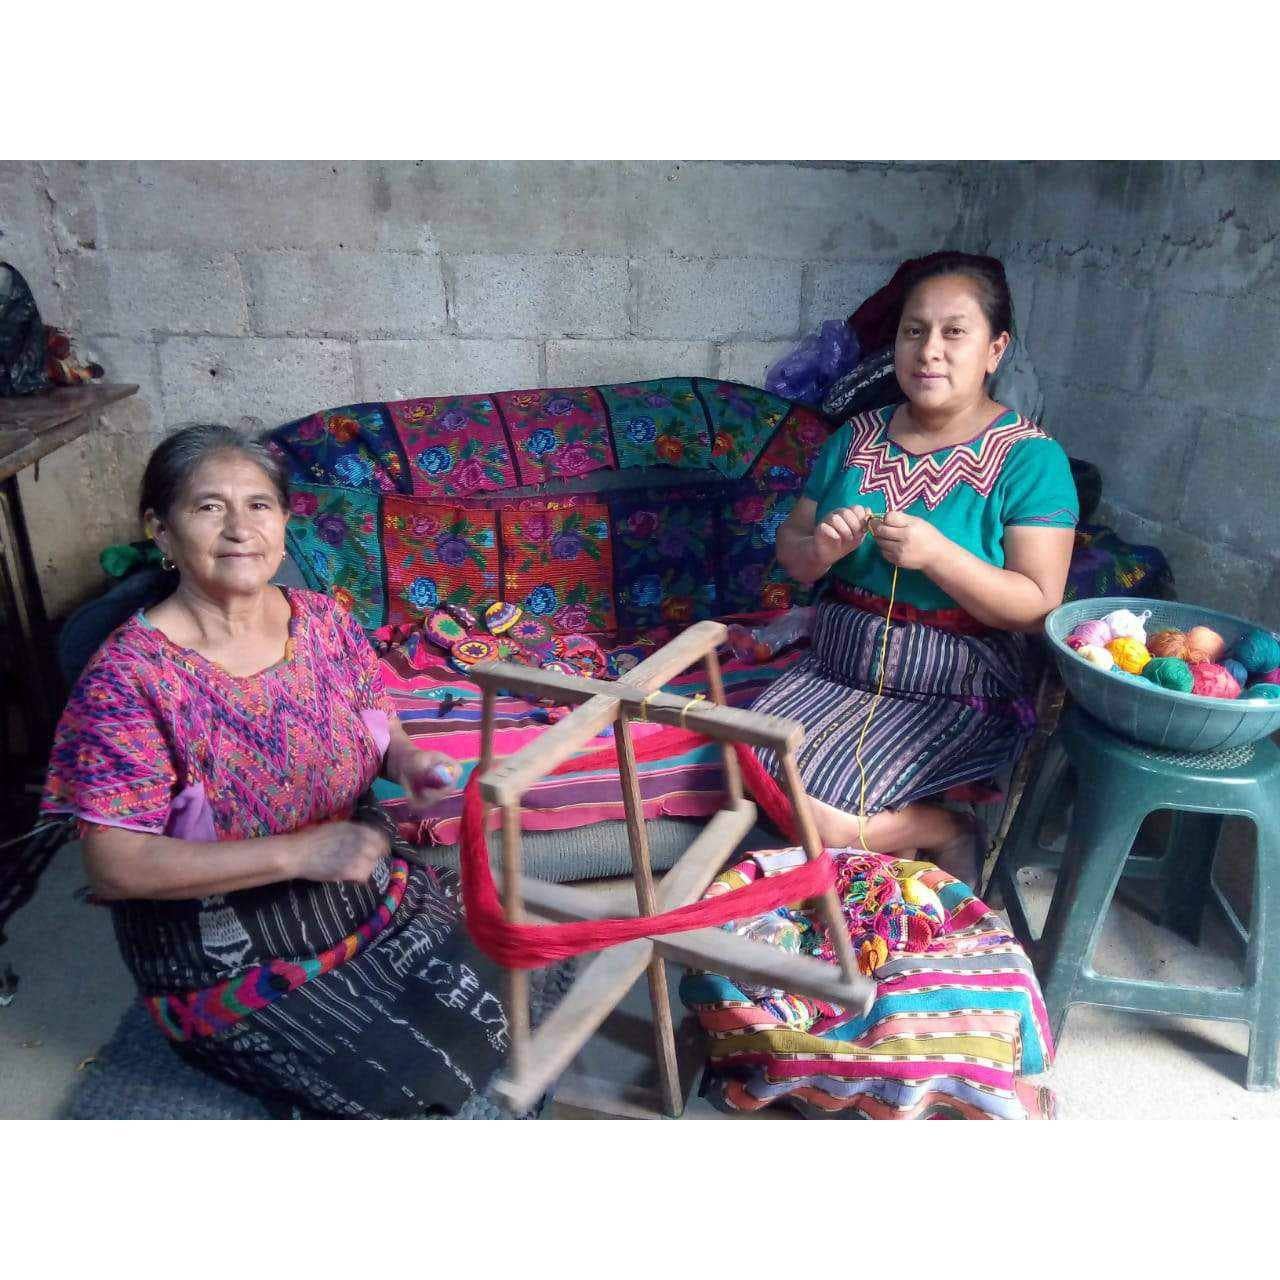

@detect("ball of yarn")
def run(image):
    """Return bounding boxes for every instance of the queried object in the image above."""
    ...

[1147,629,1189,660]
[1222,659,1249,688]
[1190,662,1242,700]
[1108,636,1151,674]
[871,901,942,953]
[853,933,889,977]
[1077,643,1115,671]
[1142,656,1194,692]
[1232,628,1280,676]
[1102,608,1152,645]
[1184,625,1227,663]
[900,873,947,922]
[1257,667,1280,686]
[1069,619,1114,648]
[1065,634,1087,652]
[1244,683,1280,702]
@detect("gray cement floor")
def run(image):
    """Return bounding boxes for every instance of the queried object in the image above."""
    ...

[3,836,1279,1120]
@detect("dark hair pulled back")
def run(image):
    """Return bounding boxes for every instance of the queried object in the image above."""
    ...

[896,252,1015,339]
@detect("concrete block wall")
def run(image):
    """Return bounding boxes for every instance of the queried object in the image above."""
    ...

[967,161,1280,630]
[3,159,1277,625]
[1,160,960,613]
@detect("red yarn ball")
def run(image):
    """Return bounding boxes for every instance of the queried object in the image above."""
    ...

[1190,662,1242,700]
[1065,635,1087,651]
[1258,668,1280,686]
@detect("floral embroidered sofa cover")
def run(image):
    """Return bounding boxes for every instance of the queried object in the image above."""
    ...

[266,378,833,640]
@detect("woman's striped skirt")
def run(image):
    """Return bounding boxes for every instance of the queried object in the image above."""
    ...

[750,599,1040,815]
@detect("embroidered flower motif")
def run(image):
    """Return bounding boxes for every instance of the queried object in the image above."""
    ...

[332,587,355,612]
[554,603,590,632]
[452,459,487,494]
[327,415,361,444]
[713,431,733,456]
[295,418,323,442]
[521,513,550,542]
[544,396,576,417]
[656,435,684,464]
[625,417,656,444]
[794,419,825,446]
[551,532,583,561]
[417,446,454,476]
[733,495,766,523]
[315,514,349,547]
[411,513,441,538]
[405,576,439,609]
[555,444,594,476]
[627,510,659,539]
[290,492,319,517]
[526,584,559,616]
[333,454,373,486]
[526,428,558,459]
[766,464,797,485]
[631,574,662,607]
[661,597,693,623]
[762,583,791,609]
[643,393,670,408]
[589,520,608,541]
[759,510,788,545]
[436,536,469,567]
[439,409,469,430]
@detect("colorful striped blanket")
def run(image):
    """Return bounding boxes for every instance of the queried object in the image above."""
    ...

[680,849,1055,1119]
[380,642,809,845]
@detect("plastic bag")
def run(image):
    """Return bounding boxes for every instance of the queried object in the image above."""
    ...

[0,262,49,397]
[766,320,860,406]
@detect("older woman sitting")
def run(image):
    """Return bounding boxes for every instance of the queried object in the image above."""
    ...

[42,424,510,1118]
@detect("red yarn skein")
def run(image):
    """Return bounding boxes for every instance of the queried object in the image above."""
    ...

[1190,662,1242,699]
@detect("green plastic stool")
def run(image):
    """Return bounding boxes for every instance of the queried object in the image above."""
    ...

[987,704,1280,1090]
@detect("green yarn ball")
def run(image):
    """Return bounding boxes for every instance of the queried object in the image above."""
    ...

[1232,628,1280,676]
[1243,683,1280,702]
[1142,656,1194,692]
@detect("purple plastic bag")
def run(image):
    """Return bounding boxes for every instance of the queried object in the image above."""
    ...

[766,319,860,406]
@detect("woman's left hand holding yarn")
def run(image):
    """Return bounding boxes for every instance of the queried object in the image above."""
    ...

[392,747,461,811]
[869,510,945,571]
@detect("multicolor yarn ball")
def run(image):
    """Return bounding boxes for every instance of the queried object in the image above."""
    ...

[1232,628,1280,676]
[1244,683,1280,702]
[1108,636,1152,674]
[1190,662,1241,700]
[1142,656,1194,692]
[1147,629,1190,660]
[1077,643,1115,670]
[1069,619,1114,648]
[1222,658,1249,688]
[1184,625,1227,664]
[1102,608,1152,645]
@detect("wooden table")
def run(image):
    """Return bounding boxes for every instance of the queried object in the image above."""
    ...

[0,383,137,775]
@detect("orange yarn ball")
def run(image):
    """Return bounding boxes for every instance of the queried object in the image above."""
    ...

[1147,629,1190,660]
[1108,636,1151,674]
[1184,625,1227,664]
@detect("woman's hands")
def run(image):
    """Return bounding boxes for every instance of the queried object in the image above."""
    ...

[867,510,945,571]
[812,505,874,569]
[290,821,392,883]
[390,747,462,812]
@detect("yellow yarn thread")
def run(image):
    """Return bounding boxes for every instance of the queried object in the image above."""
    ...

[852,517,899,854]
[678,693,705,730]
[1108,636,1151,674]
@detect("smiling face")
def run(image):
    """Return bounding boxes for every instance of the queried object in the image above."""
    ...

[147,450,288,600]
[894,274,1010,415]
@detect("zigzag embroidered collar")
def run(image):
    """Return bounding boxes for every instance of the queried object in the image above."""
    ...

[843,407,1046,512]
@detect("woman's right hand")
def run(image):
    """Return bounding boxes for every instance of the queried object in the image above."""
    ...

[813,505,872,568]
[291,821,391,883]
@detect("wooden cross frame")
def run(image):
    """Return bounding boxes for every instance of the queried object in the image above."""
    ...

[468,620,876,1118]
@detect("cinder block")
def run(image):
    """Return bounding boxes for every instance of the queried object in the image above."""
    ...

[1038,375,1199,521]
[545,340,714,387]
[636,258,800,340]
[1175,409,1280,560]
[159,337,355,430]
[0,162,64,325]
[244,251,444,338]
[357,339,539,400]
[1028,271,1155,392]
[73,251,248,336]
[80,336,163,422]
[631,162,963,261]
[803,260,897,333]
[1148,292,1280,413]
[83,161,438,252]
[449,254,628,338]
[717,341,794,390]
